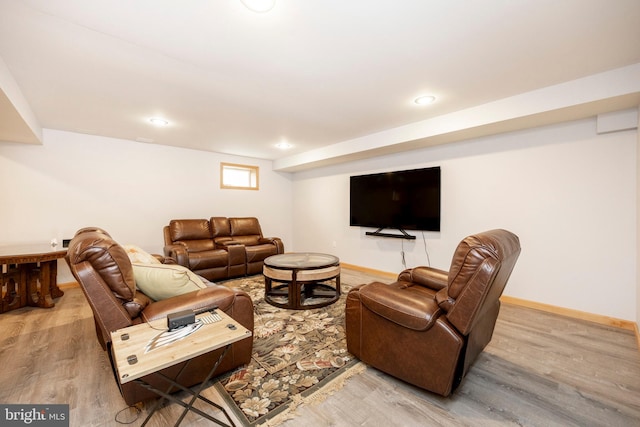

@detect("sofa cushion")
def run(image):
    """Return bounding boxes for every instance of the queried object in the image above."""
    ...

[132,262,208,301]
[359,282,442,331]
[187,250,229,270]
[245,244,278,262]
[180,239,215,252]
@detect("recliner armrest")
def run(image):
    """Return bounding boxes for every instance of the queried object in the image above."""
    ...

[140,285,236,322]
[398,266,449,291]
[358,282,442,331]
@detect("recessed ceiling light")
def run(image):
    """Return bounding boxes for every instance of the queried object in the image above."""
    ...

[414,95,436,105]
[149,117,169,126]
[241,0,276,13]
[276,141,292,149]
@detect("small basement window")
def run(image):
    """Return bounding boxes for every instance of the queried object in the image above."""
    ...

[220,163,259,190]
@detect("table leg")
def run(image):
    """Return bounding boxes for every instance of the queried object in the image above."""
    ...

[50,260,64,299]
[1,266,23,313]
[290,269,300,309]
[26,263,40,307]
[38,261,55,308]
[138,346,234,427]
[27,262,55,308]
[264,275,272,295]
[174,345,232,426]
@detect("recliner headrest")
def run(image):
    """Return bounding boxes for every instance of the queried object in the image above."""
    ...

[67,229,135,302]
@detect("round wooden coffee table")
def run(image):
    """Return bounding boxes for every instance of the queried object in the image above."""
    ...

[263,253,340,310]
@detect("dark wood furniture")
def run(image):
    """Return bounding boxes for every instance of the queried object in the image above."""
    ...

[263,252,341,310]
[0,244,67,313]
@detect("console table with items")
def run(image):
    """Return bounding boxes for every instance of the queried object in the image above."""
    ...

[111,309,251,427]
[0,244,67,313]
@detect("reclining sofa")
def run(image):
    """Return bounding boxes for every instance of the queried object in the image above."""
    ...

[163,217,284,281]
[66,227,254,405]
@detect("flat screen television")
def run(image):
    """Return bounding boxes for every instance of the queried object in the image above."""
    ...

[350,166,441,236]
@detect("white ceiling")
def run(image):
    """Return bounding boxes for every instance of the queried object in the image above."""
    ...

[1,0,639,171]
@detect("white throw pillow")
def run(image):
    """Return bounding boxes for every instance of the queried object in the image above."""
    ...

[132,262,207,301]
[123,244,162,265]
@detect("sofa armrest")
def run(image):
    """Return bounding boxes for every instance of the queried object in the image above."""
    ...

[259,237,284,253]
[163,243,189,268]
[398,266,449,291]
[152,254,177,264]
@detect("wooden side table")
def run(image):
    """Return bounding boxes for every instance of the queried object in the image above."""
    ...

[0,244,67,313]
[111,310,251,426]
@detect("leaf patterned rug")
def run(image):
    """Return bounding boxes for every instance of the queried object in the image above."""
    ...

[215,275,364,426]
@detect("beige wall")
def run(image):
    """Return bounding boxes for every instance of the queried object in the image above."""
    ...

[1,117,638,324]
[293,117,637,321]
[0,129,294,283]
[637,106,640,334]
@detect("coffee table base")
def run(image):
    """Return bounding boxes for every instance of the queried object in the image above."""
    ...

[264,265,340,310]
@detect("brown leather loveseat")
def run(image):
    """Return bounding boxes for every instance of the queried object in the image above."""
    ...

[66,227,254,405]
[163,217,284,281]
[346,229,520,397]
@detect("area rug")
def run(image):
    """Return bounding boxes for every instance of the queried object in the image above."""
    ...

[214,275,364,426]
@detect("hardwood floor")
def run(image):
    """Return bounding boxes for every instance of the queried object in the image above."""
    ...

[1,268,639,426]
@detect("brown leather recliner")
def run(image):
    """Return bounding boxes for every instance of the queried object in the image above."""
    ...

[346,229,521,396]
[66,227,254,405]
[163,217,284,280]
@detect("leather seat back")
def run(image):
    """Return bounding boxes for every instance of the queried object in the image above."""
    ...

[168,219,214,252]
[444,229,521,335]
[210,216,232,243]
[229,217,263,246]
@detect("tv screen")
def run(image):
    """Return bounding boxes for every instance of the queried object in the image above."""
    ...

[350,166,441,232]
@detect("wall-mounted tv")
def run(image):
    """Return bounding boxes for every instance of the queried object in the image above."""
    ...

[350,166,441,237]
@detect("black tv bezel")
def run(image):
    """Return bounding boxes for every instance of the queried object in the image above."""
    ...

[349,166,441,238]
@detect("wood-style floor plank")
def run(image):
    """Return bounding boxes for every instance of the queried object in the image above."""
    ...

[1,269,638,426]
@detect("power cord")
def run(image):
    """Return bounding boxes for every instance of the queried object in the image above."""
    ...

[401,237,407,269]
[115,404,141,424]
[421,231,431,267]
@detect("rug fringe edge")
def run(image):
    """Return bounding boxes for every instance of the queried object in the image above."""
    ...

[255,361,367,427]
